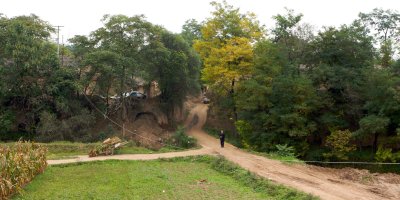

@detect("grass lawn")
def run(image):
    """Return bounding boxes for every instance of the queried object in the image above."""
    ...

[13,156,317,200]
[0,141,188,160]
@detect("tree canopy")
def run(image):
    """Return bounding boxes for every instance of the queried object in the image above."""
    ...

[1,2,400,165]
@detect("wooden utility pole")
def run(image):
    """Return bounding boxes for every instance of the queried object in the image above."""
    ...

[53,25,64,58]
[61,35,64,67]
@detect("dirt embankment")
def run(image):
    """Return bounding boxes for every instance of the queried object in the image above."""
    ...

[125,113,169,149]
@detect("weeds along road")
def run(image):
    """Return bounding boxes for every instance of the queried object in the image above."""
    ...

[49,103,400,200]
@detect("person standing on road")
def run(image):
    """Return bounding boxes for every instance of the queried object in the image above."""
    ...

[219,130,225,148]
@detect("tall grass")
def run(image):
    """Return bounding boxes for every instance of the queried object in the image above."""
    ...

[0,141,47,199]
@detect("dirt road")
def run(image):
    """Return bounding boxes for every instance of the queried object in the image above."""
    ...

[186,103,400,200]
[48,103,400,200]
[47,148,213,165]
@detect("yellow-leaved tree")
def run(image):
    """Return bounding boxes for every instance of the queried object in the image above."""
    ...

[194,1,264,120]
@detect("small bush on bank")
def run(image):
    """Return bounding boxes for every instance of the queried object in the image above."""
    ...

[168,126,196,149]
[275,144,296,157]
[0,141,47,199]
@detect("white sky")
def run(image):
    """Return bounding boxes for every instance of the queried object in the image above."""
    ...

[1,0,399,43]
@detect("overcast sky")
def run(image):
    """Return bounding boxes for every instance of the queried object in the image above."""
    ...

[2,0,399,43]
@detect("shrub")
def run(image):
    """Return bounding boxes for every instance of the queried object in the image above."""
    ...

[0,109,15,135]
[304,146,329,161]
[37,109,95,142]
[168,126,196,149]
[323,129,356,160]
[275,144,296,157]
[375,145,400,163]
[0,141,47,199]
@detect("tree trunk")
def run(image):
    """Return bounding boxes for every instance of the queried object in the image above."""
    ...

[373,132,379,152]
[106,84,111,107]
[231,79,239,137]
[120,65,127,137]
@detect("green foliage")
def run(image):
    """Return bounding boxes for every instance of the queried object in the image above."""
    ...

[0,109,15,135]
[271,8,314,67]
[0,13,202,142]
[355,115,390,151]
[234,39,319,156]
[356,115,390,136]
[272,8,303,42]
[361,68,400,142]
[0,15,58,100]
[2,6,400,168]
[275,144,296,157]
[180,19,202,46]
[0,15,59,137]
[80,50,123,105]
[375,146,395,162]
[323,130,356,160]
[374,146,400,163]
[358,8,400,67]
[155,32,201,111]
[235,120,252,147]
[96,125,116,141]
[36,109,95,142]
[168,126,196,149]
[304,146,329,162]
[0,141,47,199]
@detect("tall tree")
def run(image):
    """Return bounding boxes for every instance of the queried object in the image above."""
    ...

[236,41,318,154]
[355,67,400,152]
[359,9,400,67]
[194,0,264,123]
[81,50,122,106]
[0,15,59,134]
[142,31,201,117]
[181,19,202,46]
[271,8,315,71]
[83,15,201,122]
[89,14,159,130]
[307,23,375,133]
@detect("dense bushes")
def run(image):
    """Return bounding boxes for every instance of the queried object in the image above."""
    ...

[36,110,96,142]
[168,126,196,149]
[323,130,356,160]
[197,4,400,164]
[0,141,47,199]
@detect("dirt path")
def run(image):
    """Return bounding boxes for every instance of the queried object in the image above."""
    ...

[48,103,400,200]
[47,148,214,165]
[186,103,400,200]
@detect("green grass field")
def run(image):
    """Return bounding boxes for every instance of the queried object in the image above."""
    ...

[0,141,187,160]
[13,156,317,200]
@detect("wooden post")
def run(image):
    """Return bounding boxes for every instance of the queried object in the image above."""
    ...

[122,122,125,137]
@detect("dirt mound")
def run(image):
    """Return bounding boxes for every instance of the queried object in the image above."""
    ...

[125,113,170,149]
[338,167,376,184]
[380,173,400,184]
